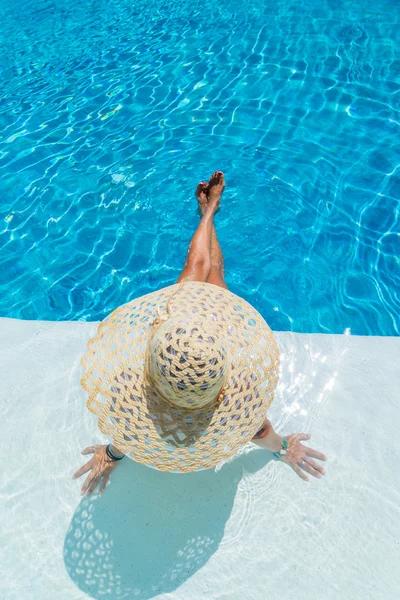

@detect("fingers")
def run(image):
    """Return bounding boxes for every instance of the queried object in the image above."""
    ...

[81,446,96,455]
[305,457,325,476]
[302,459,323,479]
[81,473,95,495]
[73,459,92,480]
[81,472,101,495]
[86,477,100,495]
[306,447,327,461]
[293,434,327,461]
[99,473,110,494]
[293,465,309,482]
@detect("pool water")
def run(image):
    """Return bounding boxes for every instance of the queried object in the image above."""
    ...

[0,0,399,334]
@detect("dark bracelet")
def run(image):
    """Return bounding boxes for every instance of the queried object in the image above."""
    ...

[106,443,125,461]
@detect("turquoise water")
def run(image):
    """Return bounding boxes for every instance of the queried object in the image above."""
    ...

[0,0,399,335]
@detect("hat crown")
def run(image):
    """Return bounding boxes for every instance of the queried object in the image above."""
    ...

[147,317,228,409]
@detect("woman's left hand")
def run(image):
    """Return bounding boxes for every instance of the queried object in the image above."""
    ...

[280,433,327,481]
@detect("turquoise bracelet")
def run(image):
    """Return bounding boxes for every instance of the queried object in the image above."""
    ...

[273,437,288,460]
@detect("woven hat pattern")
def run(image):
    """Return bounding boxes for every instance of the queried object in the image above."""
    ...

[147,318,229,410]
[81,282,280,472]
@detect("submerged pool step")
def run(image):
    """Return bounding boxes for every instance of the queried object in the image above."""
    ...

[1,318,399,600]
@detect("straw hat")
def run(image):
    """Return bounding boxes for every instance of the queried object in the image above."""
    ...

[81,281,280,472]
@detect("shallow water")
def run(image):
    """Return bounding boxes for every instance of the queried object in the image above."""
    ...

[2,320,399,599]
[0,0,399,334]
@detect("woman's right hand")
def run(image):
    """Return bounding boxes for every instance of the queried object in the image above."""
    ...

[73,445,120,495]
[280,433,327,481]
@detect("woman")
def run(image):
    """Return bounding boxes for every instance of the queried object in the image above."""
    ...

[74,171,327,495]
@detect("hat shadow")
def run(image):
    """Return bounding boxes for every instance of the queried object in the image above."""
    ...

[64,449,271,600]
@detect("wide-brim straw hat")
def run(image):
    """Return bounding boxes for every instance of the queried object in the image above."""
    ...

[81,281,280,472]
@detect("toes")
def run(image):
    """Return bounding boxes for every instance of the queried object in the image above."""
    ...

[208,171,224,186]
[195,182,205,197]
[196,181,208,203]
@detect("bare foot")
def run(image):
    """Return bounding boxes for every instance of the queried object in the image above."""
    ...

[195,181,209,216]
[208,171,225,210]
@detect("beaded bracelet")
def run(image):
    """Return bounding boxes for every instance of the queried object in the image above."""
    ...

[273,437,288,460]
[106,443,125,461]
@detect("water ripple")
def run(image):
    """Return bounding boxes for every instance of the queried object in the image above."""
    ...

[0,0,399,334]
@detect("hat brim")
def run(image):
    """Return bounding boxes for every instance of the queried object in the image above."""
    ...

[81,281,280,472]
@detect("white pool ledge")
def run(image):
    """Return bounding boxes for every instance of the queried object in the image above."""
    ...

[1,318,399,599]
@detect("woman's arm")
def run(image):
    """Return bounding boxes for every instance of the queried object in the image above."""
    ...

[252,419,327,481]
[252,419,282,452]
[73,443,125,495]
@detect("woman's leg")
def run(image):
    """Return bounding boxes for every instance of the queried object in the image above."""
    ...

[176,176,221,283]
[197,172,228,289]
